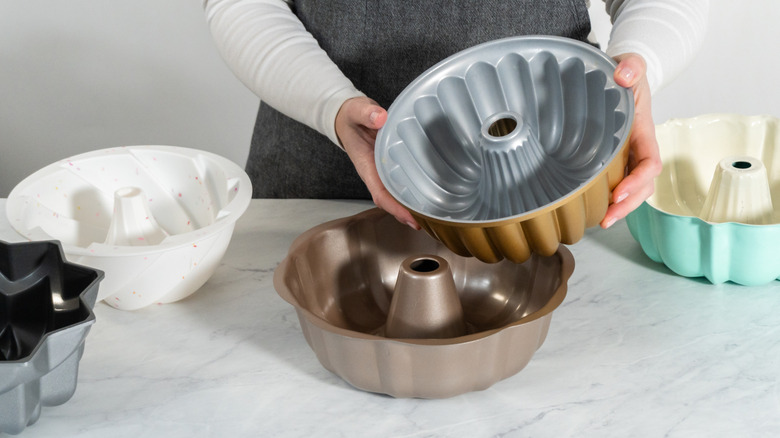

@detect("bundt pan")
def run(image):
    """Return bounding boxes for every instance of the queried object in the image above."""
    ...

[375,36,633,263]
[0,240,102,435]
[274,208,574,398]
[627,114,780,286]
[6,146,251,310]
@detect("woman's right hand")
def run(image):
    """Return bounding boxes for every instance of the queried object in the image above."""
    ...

[335,96,420,230]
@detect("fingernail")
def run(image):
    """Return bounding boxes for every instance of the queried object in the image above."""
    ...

[406,221,419,230]
[615,192,628,203]
[604,217,617,229]
[617,66,634,82]
[369,111,380,123]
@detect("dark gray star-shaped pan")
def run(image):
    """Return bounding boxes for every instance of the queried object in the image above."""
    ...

[0,240,103,435]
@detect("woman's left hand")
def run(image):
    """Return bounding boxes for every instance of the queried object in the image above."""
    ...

[601,53,662,228]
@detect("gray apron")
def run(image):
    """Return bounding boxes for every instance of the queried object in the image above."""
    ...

[247,0,592,199]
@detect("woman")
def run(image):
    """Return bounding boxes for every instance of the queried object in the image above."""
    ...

[203,0,709,229]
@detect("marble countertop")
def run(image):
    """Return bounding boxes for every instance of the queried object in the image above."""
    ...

[3,199,780,437]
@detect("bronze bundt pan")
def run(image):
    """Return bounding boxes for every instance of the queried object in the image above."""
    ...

[274,209,574,398]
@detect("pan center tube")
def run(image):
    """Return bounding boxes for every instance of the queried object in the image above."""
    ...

[487,116,518,138]
[469,112,569,220]
[385,255,467,339]
[700,155,775,224]
[482,112,524,144]
[104,187,169,246]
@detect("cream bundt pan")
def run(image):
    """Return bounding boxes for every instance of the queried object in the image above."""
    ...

[627,114,780,285]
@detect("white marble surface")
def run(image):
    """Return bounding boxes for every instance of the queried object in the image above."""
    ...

[3,198,780,437]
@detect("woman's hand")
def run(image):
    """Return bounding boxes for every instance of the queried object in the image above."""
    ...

[335,96,420,230]
[601,53,662,228]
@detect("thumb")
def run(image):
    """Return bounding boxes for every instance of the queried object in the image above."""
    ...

[613,53,647,89]
[362,104,388,130]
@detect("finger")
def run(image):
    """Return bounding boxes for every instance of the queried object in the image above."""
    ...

[338,97,413,227]
[373,188,420,230]
[613,111,659,204]
[358,159,419,229]
[362,105,387,130]
[346,138,419,229]
[601,182,654,228]
[613,53,647,89]
[603,132,661,228]
[611,152,662,203]
[362,169,419,229]
[342,97,385,129]
[338,97,386,129]
[604,154,661,228]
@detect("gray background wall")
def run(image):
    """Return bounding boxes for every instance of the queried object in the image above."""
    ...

[1,1,778,197]
[0,0,259,197]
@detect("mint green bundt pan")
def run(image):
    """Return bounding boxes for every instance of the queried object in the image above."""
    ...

[627,203,780,285]
[626,114,780,286]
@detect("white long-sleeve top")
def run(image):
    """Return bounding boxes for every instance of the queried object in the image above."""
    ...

[203,0,709,147]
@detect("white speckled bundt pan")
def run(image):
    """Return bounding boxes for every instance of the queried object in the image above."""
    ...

[6,146,251,310]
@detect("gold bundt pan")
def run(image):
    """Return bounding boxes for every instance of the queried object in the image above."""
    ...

[412,141,629,263]
[376,36,634,263]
